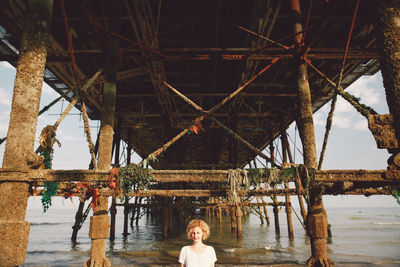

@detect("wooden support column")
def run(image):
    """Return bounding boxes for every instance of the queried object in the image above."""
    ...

[236,205,243,238]
[109,125,121,241]
[272,203,280,236]
[261,197,270,225]
[281,132,294,240]
[71,201,85,242]
[291,0,332,265]
[376,1,400,169]
[162,197,169,238]
[217,201,223,224]
[256,196,265,224]
[135,197,142,226]
[282,131,308,226]
[0,1,53,265]
[168,198,173,233]
[230,206,236,233]
[123,143,132,237]
[270,140,280,236]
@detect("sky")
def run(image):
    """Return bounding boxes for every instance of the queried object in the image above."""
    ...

[0,61,398,209]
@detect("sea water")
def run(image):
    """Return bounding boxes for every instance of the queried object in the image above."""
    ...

[22,205,400,266]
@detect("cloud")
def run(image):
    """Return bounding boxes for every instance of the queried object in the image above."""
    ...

[313,112,326,126]
[332,114,351,128]
[335,97,353,113]
[347,74,382,106]
[354,119,368,131]
[0,88,11,106]
[0,111,10,121]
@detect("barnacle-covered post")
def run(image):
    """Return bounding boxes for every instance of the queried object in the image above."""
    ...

[0,1,53,265]
[85,2,121,266]
[291,0,333,265]
[376,1,400,169]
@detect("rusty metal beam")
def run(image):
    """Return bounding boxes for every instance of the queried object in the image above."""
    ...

[0,52,379,62]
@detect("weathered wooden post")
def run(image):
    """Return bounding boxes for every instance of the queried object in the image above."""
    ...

[230,206,236,233]
[375,1,400,169]
[256,196,265,224]
[135,197,143,226]
[269,140,280,236]
[291,0,333,265]
[0,1,53,266]
[168,198,173,233]
[216,198,222,224]
[123,143,132,237]
[109,125,121,241]
[162,197,169,238]
[261,197,270,225]
[272,203,280,236]
[281,132,294,240]
[281,130,308,226]
[236,205,243,238]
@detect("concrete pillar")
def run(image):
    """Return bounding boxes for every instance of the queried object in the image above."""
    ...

[290,0,333,265]
[0,1,53,266]
[84,196,111,267]
[376,1,400,169]
[85,1,121,264]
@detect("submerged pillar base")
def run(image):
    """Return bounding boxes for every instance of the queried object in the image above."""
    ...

[85,196,111,267]
[306,205,333,267]
[0,220,30,266]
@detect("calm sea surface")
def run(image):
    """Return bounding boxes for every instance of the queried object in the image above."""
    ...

[22,206,400,266]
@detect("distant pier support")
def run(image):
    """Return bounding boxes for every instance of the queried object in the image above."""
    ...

[0,1,53,266]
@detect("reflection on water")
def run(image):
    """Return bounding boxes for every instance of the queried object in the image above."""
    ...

[23,207,400,266]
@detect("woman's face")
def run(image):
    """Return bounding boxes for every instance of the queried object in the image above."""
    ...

[189,226,204,242]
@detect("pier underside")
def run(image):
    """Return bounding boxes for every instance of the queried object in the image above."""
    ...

[0,0,400,266]
[0,0,380,169]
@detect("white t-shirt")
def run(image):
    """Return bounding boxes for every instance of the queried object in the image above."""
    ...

[179,245,217,267]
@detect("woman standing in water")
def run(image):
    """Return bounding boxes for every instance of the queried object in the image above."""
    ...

[179,219,217,267]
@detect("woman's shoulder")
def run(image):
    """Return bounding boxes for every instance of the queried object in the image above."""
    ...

[206,245,215,251]
[180,245,190,251]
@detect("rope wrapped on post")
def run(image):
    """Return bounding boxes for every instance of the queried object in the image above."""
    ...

[227,169,249,205]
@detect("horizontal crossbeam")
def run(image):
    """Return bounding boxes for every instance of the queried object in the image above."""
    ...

[0,168,398,183]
